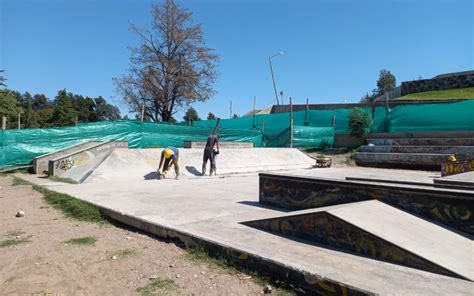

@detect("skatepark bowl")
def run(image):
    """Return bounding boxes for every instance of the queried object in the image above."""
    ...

[20,145,474,295]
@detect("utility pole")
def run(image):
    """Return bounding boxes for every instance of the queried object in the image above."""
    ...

[269,51,283,105]
[304,98,309,125]
[290,97,293,148]
[17,113,21,129]
[253,96,256,128]
[1,116,6,130]
[140,104,145,122]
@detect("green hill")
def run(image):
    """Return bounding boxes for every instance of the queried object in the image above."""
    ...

[396,87,474,100]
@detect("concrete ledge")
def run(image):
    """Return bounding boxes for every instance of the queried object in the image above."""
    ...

[354,152,451,170]
[48,141,128,183]
[360,145,474,154]
[259,173,474,236]
[183,141,254,149]
[367,138,474,146]
[101,208,373,295]
[369,131,474,139]
[32,141,100,174]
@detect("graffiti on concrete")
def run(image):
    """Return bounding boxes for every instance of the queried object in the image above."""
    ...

[243,212,460,279]
[55,157,74,171]
[259,174,474,236]
[441,159,474,177]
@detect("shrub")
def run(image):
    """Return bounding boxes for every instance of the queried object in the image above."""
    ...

[348,108,372,139]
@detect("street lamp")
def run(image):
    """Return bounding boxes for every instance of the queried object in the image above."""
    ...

[269,51,283,105]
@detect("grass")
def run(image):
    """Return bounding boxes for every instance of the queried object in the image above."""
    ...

[12,176,31,186]
[114,248,136,258]
[63,236,97,246]
[182,247,296,295]
[11,176,109,224]
[344,148,359,166]
[0,236,32,248]
[136,277,179,296]
[47,175,78,184]
[396,87,474,100]
[5,230,26,237]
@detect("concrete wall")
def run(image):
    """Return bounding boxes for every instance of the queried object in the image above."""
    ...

[401,73,474,95]
[334,134,365,148]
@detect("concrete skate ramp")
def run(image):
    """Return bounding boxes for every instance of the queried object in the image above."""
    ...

[435,171,474,189]
[259,173,474,236]
[84,148,314,183]
[244,200,473,281]
[49,141,128,183]
[33,141,100,174]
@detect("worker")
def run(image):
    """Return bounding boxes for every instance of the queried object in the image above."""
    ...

[202,133,219,176]
[157,146,180,179]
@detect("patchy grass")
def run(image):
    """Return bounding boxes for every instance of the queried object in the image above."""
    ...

[136,277,179,296]
[32,184,109,224]
[63,236,97,246]
[397,87,474,100]
[114,248,137,258]
[344,148,359,166]
[12,176,31,186]
[48,176,78,184]
[182,247,296,295]
[5,230,26,238]
[0,236,32,248]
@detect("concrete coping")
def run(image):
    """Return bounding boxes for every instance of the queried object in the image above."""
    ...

[33,141,97,161]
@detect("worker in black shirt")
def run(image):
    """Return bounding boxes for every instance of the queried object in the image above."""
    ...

[202,133,219,176]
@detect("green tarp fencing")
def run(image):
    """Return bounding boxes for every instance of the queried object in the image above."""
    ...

[1,99,473,169]
[372,100,474,133]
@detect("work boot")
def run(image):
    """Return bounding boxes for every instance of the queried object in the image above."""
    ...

[201,165,206,176]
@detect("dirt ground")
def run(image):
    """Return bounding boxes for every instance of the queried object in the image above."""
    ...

[0,175,277,295]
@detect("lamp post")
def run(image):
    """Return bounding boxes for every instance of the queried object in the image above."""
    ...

[269,51,283,105]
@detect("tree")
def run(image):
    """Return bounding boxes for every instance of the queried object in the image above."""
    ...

[0,90,21,128]
[0,70,6,88]
[348,107,372,139]
[376,69,396,96]
[93,96,121,121]
[207,112,215,120]
[113,0,219,123]
[50,90,77,127]
[183,106,200,123]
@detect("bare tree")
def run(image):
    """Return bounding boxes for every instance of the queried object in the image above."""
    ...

[113,0,218,122]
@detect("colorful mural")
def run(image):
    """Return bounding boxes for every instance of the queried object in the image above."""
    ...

[259,174,474,236]
[441,159,474,176]
[243,212,463,280]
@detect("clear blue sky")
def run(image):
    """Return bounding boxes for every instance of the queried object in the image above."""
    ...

[1,0,473,120]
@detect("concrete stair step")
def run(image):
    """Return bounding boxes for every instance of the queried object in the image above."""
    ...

[360,145,474,154]
[368,138,474,146]
[244,200,473,281]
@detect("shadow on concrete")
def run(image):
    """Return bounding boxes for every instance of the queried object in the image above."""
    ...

[237,201,292,212]
[185,166,202,176]
[143,171,160,180]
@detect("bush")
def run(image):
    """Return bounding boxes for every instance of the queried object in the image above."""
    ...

[348,108,372,139]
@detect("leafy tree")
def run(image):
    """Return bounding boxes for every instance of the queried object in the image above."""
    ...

[376,69,396,96]
[93,96,121,121]
[207,112,216,120]
[232,114,239,119]
[113,0,219,122]
[183,107,200,123]
[50,90,77,127]
[348,107,372,139]
[0,90,21,128]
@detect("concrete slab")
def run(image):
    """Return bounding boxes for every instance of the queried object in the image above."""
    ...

[21,169,474,295]
[360,145,474,154]
[435,171,474,189]
[183,141,253,149]
[368,138,474,146]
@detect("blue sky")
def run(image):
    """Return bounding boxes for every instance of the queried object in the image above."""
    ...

[1,0,472,120]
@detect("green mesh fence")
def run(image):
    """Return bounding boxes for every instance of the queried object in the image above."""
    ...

[372,100,474,133]
[1,100,473,170]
